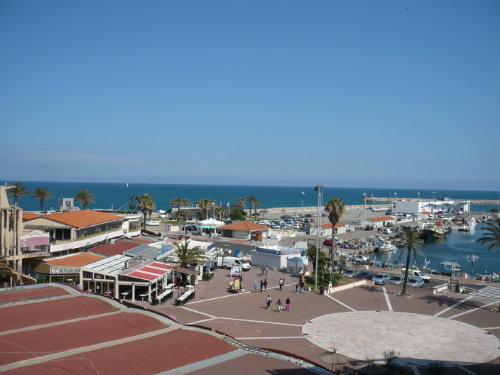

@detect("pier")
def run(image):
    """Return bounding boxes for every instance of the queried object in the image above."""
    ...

[365,197,499,205]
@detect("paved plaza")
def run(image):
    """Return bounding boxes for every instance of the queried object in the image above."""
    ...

[141,266,500,374]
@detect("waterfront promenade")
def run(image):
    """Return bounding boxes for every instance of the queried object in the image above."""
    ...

[365,197,499,205]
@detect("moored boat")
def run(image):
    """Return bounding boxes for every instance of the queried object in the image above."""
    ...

[423,226,446,241]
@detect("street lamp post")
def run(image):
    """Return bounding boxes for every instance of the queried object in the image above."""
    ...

[314,184,324,291]
[363,193,367,226]
[394,192,397,214]
[466,252,479,276]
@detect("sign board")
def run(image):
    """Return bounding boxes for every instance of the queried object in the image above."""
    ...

[50,267,80,274]
[230,265,242,277]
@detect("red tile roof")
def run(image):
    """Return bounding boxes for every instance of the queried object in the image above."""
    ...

[89,240,141,257]
[131,237,154,244]
[368,216,395,222]
[127,262,173,281]
[219,221,269,231]
[45,253,105,267]
[22,212,41,221]
[321,223,345,228]
[43,210,123,228]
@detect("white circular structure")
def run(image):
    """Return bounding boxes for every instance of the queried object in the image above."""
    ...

[302,311,500,366]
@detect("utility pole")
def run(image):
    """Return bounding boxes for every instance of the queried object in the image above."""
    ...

[314,184,324,291]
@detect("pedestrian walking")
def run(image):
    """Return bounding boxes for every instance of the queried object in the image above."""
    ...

[295,283,299,292]
[279,278,283,291]
[254,280,258,292]
[261,266,265,275]
[266,295,272,309]
[286,297,290,311]
[260,280,263,293]
[276,299,282,313]
[264,266,268,275]
[282,277,286,290]
[263,279,268,290]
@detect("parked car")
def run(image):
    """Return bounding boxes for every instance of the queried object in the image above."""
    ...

[323,238,333,246]
[387,275,404,284]
[372,273,391,285]
[355,271,374,280]
[407,277,424,287]
[343,269,360,278]
[146,220,160,226]
[401,269,431,283]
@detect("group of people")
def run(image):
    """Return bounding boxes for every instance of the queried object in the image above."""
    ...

[266,295,291,312]
[254,279,269,292]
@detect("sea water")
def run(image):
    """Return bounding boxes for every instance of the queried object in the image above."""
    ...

[374,226,500,274]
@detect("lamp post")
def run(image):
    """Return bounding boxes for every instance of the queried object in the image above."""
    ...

[394,192,397,214]
[466,252,479,276]
[314,184,324,291]
[363,193,367,226]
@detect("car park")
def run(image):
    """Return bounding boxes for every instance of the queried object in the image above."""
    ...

[343,269,360,278]
[355,270,374,280]
[372,273,391,285]
[407,277,424,287]
[387,275,404,284]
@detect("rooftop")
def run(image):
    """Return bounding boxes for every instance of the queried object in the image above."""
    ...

[44,253,105,267]
[41,210,123,228]
[0,284,314,374]
[368,216,395,222]
[219,221,269,231]
[89,240,141,257]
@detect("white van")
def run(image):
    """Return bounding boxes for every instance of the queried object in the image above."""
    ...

[217,256,251,271]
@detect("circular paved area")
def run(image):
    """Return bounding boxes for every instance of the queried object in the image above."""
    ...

[302,311,500,366]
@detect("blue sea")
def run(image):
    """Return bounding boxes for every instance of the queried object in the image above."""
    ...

[5,181,499,213]
[4,181,499,274]
[375,227,500,275]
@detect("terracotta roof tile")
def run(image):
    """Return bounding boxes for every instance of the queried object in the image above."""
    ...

[44,210,123,228]
[45,253,105,267]
[219,221,269,231]
[321,223,345,228]
[132,238,154,244]
[368,216,395,222]
[89,240,141,257]
[23,212,41,221]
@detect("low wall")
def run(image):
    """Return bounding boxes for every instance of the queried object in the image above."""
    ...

[328,279,367,294]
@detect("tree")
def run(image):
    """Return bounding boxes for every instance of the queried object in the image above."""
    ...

[230,208,247,221]
[173,240,206,273]
[32,187,53,211]
[394,226,424,296]
[171,197,191,222]
[324,198,346,260]
[236,197,246,209]
[196,199,214,220]
[215,206,225,220]
[246,195,256,218]
[8,183,29,205]
[253,198,261,218]
[129,193,156,228]
[477,219,500,311]
[74,189,96,209]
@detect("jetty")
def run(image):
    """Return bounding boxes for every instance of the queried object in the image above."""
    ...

[365,197,499,205]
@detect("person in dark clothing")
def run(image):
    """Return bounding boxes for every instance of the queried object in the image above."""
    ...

[263,279,268,290]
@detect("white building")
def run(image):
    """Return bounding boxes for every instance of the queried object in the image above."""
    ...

[251,246,306,271]
[394,199,470,215]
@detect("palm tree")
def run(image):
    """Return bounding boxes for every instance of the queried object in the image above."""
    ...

[324,198,346,259]
[74,189,96,209]
[394,226,424,296]
[32,187,53,211]
[170,197,191,222]
[8,183,29,205]
[129,193,156,228]
[253,198,261,218]
[173,240,206,268]
[246,195,256,218]
[236,197,246,209]
[196,199,214,220]
[215,206,225,220]
[477,219,500,311]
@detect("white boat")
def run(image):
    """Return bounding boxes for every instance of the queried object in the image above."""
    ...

[370,206,387,212]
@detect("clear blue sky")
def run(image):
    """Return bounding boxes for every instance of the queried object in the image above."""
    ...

[1,0,498,190]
